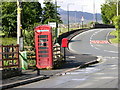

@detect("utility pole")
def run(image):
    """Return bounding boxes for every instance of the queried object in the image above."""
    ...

[93,0,96,22]
[67,3,74,32]
[17,0,23,51]
[95,10,97,22]
[74,10,77,24]
[117,0,119,16]
[81,16,84,29]
[55,0,58,43]
[67,4,70,32]
[81,7,84,29]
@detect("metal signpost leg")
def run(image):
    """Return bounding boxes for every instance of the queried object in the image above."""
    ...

[37,67,40,75]
[64,47,66,62]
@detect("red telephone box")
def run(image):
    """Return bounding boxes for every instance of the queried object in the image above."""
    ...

[34,25,53,69]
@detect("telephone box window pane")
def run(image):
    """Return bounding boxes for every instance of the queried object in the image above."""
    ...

[39,55,48,57]
[38,43,43,46]
[38,43,47,46]
[38,51,48,53]
[39,39,48,42]
[39,47,48,49]
[38,35,48,38]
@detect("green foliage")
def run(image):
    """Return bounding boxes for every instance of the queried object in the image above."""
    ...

[105,0,120,3]
[21,2,42,29]
[42,1,62,24]
[113,15,120,29]
[0,31,5,36]
[23,22,42,46]
[1,2,42,37]
[23,30,34,46]
[1,37,17,45]
[1,2,63,46]
[110,30,120,43]
[101,2,117,24]
[2,2,17,37]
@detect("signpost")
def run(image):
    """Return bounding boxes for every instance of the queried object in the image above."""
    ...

[81,16,84,29]
[48,22,56,28]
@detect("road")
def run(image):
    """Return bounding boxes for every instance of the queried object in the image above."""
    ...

[15,28,118,88]
[69,28,118,57]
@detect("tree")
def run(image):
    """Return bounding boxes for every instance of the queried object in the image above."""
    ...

[21,2,42,29]
[101,2,117,24]
[1,2,42,37]
[42,1,62,24]
[113,15,120,29]
[101,0,120,24]
[2,2,17,37]
[105,0,118,3]
[21,2,42,46]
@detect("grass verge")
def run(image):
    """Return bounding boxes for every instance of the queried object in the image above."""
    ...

[1,37,17,45]
[109,30,120,43]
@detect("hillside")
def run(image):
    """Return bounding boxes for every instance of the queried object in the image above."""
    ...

[58,8,102,24]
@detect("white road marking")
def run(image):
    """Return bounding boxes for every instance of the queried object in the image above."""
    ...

[89,29,118,53]
[103,57,118,59]
[95,77,117,79]
[103,50,118,53]
[69,29,118,54]
[68,56,76,59]
[72,78,87,81]
[90,30,104,40]
[90,40,109,44]
[94,47,100,50]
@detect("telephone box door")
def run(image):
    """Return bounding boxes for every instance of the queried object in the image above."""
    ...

[34,25,53,69]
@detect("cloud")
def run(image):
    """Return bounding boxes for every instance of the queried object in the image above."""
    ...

[58,0,105,13]
[39,0,105,13]
[39,0,45,8]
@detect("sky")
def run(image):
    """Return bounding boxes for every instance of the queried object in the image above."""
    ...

[39,0,105,13]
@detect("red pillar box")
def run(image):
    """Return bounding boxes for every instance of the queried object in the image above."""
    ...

[61,38,69,61]
[61,38,69,48]
[34,25,53,69]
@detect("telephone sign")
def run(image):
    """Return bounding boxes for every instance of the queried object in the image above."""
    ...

[34,25,53,69]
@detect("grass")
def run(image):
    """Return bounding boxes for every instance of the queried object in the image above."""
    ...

[109,30,120,43]
[59,28,80,35]
[0,31,5,36]
[1,37,17,45]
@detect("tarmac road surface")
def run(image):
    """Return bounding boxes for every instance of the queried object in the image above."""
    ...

[69,28,118,57]
[14,28,118,88]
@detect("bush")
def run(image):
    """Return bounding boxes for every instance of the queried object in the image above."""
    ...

[23,23,41,47]
[113,15,120,29]
[23,30,34,46]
